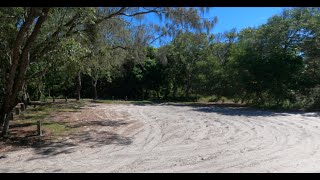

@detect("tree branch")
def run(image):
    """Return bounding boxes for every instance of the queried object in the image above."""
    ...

[13,8,50,96]
[118,8,161,17]
[95,7,127,24]
[6,8,36,96]
[31,12,81,62]
[25,66,49,80]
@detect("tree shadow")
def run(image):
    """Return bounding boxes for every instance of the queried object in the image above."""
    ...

[67,119,128,129]
[130,101,157,106]
[300,112,320,118]
[30,140,77,158]
[69,129,133,147]
[191,106,287,117]
[2,118,133,161]
[26,129,133,161]
[22,117,132,160]
[161,102,320,118]
[10,122,36,128]
[190,106,320,117]
[162,102,248,108]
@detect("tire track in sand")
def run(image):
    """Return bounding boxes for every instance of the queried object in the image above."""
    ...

[1,104,320,172]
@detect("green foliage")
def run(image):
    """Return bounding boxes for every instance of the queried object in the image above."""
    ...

[1,7,320,111]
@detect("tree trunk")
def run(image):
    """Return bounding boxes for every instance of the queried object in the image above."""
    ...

[1,114,10,137]
[172,84,177,99]
[15,107,20,115]
[185,86,191,99]
[37,84,42,101]
[0,8,49,133]
[92,78,98,100]
[185,73,192,99]
[20,103,25,111]
[142,89,147,100]
[75,71,81,101]
[25,93,30,109]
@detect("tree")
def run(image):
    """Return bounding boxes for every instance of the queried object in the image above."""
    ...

[0,7,216,136]
[0,8,49,136]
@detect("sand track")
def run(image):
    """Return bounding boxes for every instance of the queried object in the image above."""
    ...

[1,103,320,172]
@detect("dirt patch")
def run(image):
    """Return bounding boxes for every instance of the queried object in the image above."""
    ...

[0,102,132,154]
[1,103,320,172]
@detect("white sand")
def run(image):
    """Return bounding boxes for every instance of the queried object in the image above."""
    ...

[1,103,320,173]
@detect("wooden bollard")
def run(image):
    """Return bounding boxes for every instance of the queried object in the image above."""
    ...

[37,120,43,136]
[20,103,25,111]
[15,107,20,115]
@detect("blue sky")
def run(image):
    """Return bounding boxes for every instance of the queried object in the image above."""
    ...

[133,7,287,46]
[208,7,285,34]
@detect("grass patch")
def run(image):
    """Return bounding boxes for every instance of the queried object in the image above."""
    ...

[42,122,71,136]
[10,100,88,137]
[43,123,66,132]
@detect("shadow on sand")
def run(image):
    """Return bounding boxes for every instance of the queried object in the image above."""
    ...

[164,102,320,117]
[1,118,133,162]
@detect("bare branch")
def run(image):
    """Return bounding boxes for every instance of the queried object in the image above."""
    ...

[25,66,49,80]
[95,7,127,24]
[13,8,50,96]
[118,8,161,17]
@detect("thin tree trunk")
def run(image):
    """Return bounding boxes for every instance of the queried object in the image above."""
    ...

[156,90,160,100]
[1,114,9,137]
[37,84,42,101]
[172,83,177,99]
[75,71,81,101]
[92,79,98,100]
[185,86,191,99]
[185,73,192,99]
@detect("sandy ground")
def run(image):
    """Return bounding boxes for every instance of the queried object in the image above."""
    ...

[1,103,320,173]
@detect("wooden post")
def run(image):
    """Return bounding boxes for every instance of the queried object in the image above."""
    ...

[125,96,128,101]
[1,114,9,137]
[37,120,42,136]
[20,103,25,111]
[112,96,114,101]
[15,107,20,115]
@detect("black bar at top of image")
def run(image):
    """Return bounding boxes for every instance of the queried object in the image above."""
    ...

[0,0,319,7]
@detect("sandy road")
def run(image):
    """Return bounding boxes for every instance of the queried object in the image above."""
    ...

[1,103,320,173]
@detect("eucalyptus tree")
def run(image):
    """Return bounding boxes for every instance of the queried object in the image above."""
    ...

[228,8,311,106]
[165,32,211,99]
[0,7,216,136]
